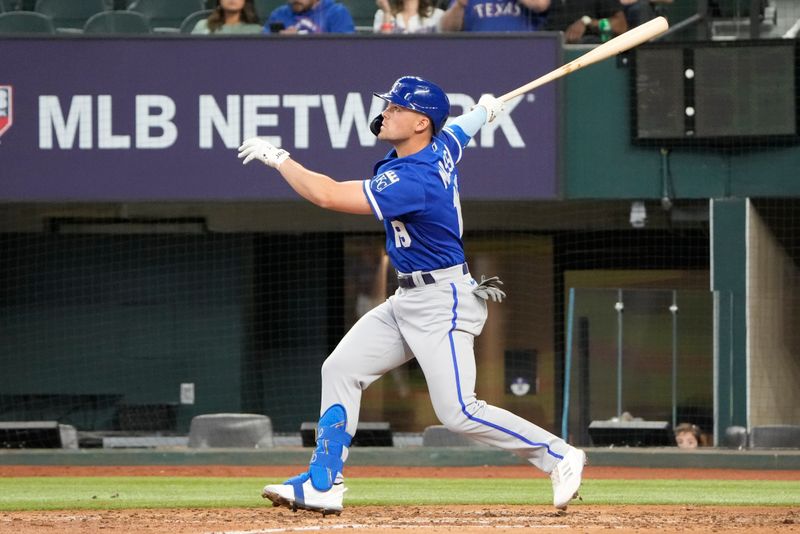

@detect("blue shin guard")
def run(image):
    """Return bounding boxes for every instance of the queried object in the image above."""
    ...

[309,404,351,491]
[284,404,351,503]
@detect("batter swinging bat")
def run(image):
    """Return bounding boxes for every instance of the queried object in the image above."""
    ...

[499,16,669,102]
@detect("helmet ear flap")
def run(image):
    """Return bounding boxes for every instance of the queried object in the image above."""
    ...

[370,115,383,136]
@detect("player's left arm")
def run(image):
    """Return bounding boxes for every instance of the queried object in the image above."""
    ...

[238,138,371,215]
[279,159,371,214]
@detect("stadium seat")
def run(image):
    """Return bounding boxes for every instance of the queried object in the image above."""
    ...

[338,0,373,31]
[254,0,285,22]
[34,0,107,32]
[127,0,205,32]
[0,10,54,33]
[179,8,212,33]
[84,10,151,34]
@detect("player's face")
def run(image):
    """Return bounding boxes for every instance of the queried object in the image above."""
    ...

[377,104,429,142]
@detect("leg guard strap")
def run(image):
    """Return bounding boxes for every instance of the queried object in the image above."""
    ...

[285,471,310,505]
[317,425,352,447]
[310,451,345,475]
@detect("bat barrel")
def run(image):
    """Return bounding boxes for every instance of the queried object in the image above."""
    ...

[498,16,669,102]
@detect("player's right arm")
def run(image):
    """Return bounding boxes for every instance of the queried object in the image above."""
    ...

[238,137,372,215]
[442,95,505,160]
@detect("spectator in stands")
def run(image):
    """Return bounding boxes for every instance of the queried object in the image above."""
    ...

[192,0,262,34]
[373,0,444,33]
[265,0,355,33]
[545,0,627,44]
[619,0,663,29]
[439,0,549,32]
[674,422,703,449]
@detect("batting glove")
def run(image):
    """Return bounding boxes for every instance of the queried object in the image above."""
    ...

[472,275,506,303]
[477,94,505,123]
[238,137,290,169]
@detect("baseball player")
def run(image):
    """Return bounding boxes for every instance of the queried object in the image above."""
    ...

[238,76,586,516]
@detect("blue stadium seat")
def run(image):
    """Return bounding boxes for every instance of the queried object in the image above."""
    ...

[34,0,107,32]
[0,10,54,33]
[83,10,151,34]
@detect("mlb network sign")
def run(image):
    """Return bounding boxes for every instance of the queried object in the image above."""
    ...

[35,92,526,150]
[0,36,561,201]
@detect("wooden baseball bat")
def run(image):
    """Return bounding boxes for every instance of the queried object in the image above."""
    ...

[499,16,669,102]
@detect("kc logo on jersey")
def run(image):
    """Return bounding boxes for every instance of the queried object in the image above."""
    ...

[373,170,399,192]
[0,85,12,138]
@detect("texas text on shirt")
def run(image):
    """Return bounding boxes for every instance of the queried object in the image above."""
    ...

[451,0,547,31]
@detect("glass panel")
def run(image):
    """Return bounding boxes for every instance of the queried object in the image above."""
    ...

[565,288,714,447]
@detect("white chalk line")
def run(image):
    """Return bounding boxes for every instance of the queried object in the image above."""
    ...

[210,524,568,534]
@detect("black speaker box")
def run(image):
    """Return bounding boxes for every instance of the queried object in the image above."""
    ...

[0,421,64,448]
[300,421,392,447]
[588,420,673,447]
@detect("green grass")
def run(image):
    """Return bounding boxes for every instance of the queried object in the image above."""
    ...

[0,477,797,511]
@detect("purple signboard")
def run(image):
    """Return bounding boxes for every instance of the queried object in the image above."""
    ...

[0,35,560,201]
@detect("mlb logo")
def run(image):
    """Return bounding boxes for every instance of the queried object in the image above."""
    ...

[0,85,12,138]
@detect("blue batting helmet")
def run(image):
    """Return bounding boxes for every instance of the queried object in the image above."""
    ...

[373,76,450,133]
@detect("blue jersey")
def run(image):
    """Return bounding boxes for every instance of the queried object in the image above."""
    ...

[266,0,355,33]
[363,125,471,273]
[452,0,547,31]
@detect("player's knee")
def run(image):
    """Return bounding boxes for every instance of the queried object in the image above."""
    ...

[321,355,347,382]
[435,399,488,434]
[436,407,473,433]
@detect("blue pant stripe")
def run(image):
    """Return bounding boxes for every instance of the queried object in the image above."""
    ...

[448,283,563,461]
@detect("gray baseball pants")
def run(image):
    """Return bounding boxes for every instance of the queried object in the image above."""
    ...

[320,265,569,474]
